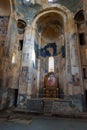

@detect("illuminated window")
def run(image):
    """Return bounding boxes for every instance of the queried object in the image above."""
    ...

[22,0,31,4]
[48,0,53,2]
[12,53,16,64]
[32,49,35,64]
[49,56,54,72]
[23,0,30,2]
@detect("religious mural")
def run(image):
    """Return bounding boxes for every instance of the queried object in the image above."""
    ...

[0,16,9,46]
[19,66,28,94]
[44,72,58,98]
[34,41,57,58]
[0,16,9,88]
[0,16,9,60]
[47,74,57,87]
[0,0,86,116]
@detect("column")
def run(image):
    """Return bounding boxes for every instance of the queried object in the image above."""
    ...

[36,33,41,97]
[18,25,32,107]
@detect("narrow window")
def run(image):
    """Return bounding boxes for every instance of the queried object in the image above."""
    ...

[83,68,87,79]
[85,49,87,59]
[49,56,54,72]
[32,49,35,65]
[18,40,23,51]
[79,33,85,45]
[85,90,87,107]
[25,0,30,1]
[48,0,53,2]
[12,53,16,64]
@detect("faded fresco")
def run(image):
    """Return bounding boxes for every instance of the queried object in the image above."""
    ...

[0,0,85,113]
[19,66,28,94]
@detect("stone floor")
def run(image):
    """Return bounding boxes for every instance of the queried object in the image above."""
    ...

[0,115,87,130]
[0,108,87,130]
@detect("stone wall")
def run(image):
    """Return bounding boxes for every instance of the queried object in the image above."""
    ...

[0,16,9,107]
[0,0,10,16]
[0,0,85,112]
[0,16,9,71]
[17,3,84,112]
[0,0,11,109]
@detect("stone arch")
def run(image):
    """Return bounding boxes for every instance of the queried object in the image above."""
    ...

[29,4,81,95]
[19,4,83,101]
[32,4,72,27]
[74,9,85,24]
[17,19,27,34]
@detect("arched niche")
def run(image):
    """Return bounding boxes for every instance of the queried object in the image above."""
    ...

[17,19,27,34]
[74,9,85,25]
[34,11,65,98]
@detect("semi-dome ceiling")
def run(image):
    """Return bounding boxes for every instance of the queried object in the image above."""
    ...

[74,10,84,24]
[36,12,64,43]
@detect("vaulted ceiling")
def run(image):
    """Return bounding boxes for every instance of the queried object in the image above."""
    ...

[14,0,83,20]
[0,0,83,43]
[36,12,63,43]
[0,0,83,16]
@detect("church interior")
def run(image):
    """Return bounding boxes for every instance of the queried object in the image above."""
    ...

[0,0,87,114]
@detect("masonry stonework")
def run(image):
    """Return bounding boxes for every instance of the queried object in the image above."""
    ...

[0,0,87,113]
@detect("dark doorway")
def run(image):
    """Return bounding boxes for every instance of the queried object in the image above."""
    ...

[85,90,87,110]
[83,68,87,79]
[79,33,85,45]
[14,89,18,107]
[18,40,23,51]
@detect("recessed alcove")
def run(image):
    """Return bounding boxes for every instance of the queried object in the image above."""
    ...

[17,19,26,34]
[33,11,65,98]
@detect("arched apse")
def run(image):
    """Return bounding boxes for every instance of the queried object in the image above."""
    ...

[26,4,82,97]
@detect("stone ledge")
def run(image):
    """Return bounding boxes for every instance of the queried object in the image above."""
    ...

[12,108,87,119]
